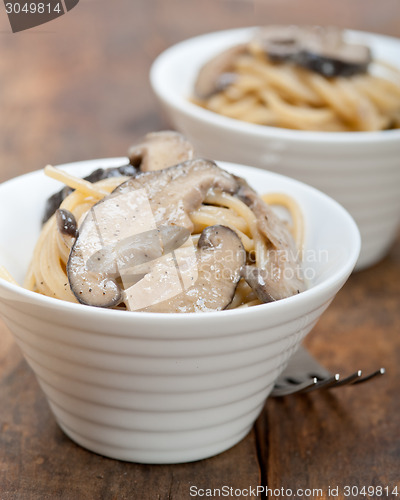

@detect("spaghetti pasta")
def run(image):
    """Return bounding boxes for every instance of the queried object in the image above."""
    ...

[25,157,305,312]
[0,266,19,286]
[193,28,400,132]
[25,174,128,302]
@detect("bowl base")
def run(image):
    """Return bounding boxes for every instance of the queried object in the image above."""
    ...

[58,421,253,464]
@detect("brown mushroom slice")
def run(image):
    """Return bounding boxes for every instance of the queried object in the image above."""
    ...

[56,209,78,238]
[113,158,239,232]
[194,44,247,99]
[67,183,167,307]
[67,208,123,307]
[128,131,195,172]
[298,27,371,77]
[125,225,246,313]
[56,208,78,246]
[67,159,239,308]
[255,25,303,62]
[85,225,190,276]
[236,177,305,301]
[255,26,371,77]
[300,41,371,78]
[241,266,277,303]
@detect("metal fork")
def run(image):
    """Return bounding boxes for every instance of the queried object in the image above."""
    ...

[271,345,385,397]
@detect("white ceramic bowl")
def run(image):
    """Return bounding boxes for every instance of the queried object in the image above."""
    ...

[0,159,360,464]
[150,27,400,271]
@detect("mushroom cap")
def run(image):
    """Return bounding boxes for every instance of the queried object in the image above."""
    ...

[67,206,124,308]
[128,131,195,172]
[67,159,239,308]
[113,158,238,231]
[236,177,305,301]
[55,208,79,254]
[85,225,191,276]
[56,208,78,238]
[66,158,305,310]
[254,25,302,61]
[241,265,276,303]
[193,26,371,106]
[256,25,372,77]
[129,225,246,313]
[194,44,247,99]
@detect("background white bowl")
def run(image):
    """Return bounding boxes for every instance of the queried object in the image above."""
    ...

[0,159,360,463]
[150,27,400,271]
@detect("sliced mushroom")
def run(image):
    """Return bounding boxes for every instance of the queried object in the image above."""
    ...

[85,225,191,276]
[128,131,195,172]
[255,25,303,61]
[67,159,238,308]
[67,207,123,307]
[236,177,305,301]
[55,208,79,251]
[127,225,246,313]
[299,28,372,77]
[67,157,305,309]
[255,26,371,77]
[56,209,78,238]
[241,266,276,303]
[194,44,247,99]
[113,158,238,232]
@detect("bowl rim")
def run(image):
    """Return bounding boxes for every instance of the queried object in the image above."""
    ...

[0,158,361,325]
[150,26,400,144]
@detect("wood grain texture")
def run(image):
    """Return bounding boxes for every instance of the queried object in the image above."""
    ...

[263,241,400,496]
[0,1,399,498]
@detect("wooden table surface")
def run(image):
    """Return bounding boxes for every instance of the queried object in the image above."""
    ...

[0,1,399,499]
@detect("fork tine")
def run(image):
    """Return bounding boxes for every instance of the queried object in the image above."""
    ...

[301,374,340,394]
[273,374,340,397]
[270,378,318,397]
[332,370,362,387]
[351,367,386,385]
[270,345,385,398]
[272,368,385,397]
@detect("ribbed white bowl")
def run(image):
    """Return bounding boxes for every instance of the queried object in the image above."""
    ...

[0,159,360,463]
[150,27,400,270]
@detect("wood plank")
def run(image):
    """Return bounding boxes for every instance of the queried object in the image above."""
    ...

[260,241,400,497]
[1,0,400,498]
[0,328,261,499]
